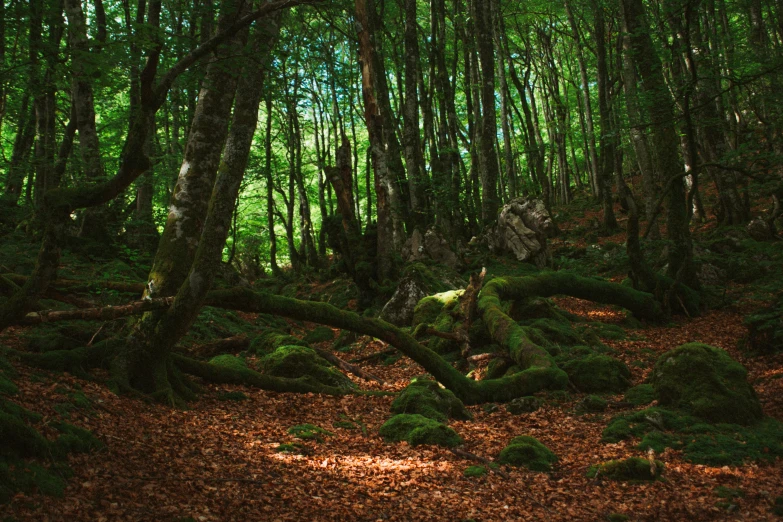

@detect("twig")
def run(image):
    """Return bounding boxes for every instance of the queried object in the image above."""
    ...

[313,347,385,383]
[449,447,510,479]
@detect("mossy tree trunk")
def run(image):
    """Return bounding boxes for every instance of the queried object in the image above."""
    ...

[115,14,282,403]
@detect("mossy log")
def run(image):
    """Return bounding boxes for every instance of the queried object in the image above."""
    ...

[477,272,664,370]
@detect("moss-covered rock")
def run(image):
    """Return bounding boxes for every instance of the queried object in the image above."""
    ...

[208,354,247,372]
[497,435,557,471]
[391,378,472,422]
[587,457,663,482]
[261,346,354,390]
[580,395,608,412]
[623,384,655,406]
[411,290,462,327]
[602,407,783,466]
[522,318,585,346]
[505,396,542,415]
[303,326,335,344]
[249,330,308,355]
[563,355,631,393]
[650,343,762,425]
[378,414,462,447]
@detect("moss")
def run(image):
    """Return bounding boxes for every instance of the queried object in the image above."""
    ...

[0,411,52,459]
[522,318,585,346]
[288,424,333,442]
[714,486,744,499]
[249,330,307,356]
[607,514,630,522]
[497,435,557,471]
[582,322,627,341]
[391,378,472,422]
[505,396,542,415]
[772,497,783,517]
[208,354,247,372]
[623,384,655,406]
[485,358,512,379]
[510,297,578,323]
[261,345,354,390]
[412,290,461,327]
[580,395,608,412]
[332,420,358,429]
[303,326,335,344]
[650,343,762,425]
[217,391,248,401]
[563,355,631,393]
[463,465,487,478]
[275,443,306,454]
[0,374,18,396]
[378,414,462,447]
[52,421,103,455]
[183,307,256,344]
[603,407,783,466]
[587,457,663,482]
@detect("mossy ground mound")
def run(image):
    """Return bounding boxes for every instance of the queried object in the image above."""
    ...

[209,354,247,372]
[562,354,631,393]
[249,330,308,356]
[303,326,335,344]
[379,414,462,447]
[650,343,762,425]
[184,307,257,344]
[1,359,102,503]
[391,378,472,422]
[579,395,608,412]
[623,384,655,406]
[745,295,783,353]
[261,346,354,390]
[411,290,461,327]
[497,435,557,471]
[587,457,663,482]
[602,407,783,466]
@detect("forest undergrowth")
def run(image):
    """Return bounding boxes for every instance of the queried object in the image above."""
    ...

[1,197,782,522]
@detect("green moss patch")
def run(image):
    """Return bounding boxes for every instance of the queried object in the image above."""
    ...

[580,395,608,412]
[379,414,462,447]
[602,407,783,466]
[412,290,461,327]
[497,435,557,471]
[287,424,333,442]
[587,457,663,482]
[209,354,248,372]
[249,330,308,356]
[303,326,335,344]
[623,384,655,406]
[650,343,762,425]
[261,345,354,390]
[463,465,487,478]
[563,354,631,393]
[391,378,472,422]
[275,443,306,454]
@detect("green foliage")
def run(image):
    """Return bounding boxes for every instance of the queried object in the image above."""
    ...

[587,457,663,482]
[623,384,655,406]
[602,407,783,466]
[261,346,354,390]
[463,465,487,478]
[208,355,248,372]
[287,424,333,442]
[378,414,462,447]
[650,343,762,425]
[562,355,631,393]
[52,421,103,455]
[275,443,306,454]
[497,435,557,471]
[411,290,461,327]
[390,378,472,422]
[745,295,783,353]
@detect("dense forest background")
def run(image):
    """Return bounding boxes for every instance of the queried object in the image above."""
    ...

[1,0,783,519]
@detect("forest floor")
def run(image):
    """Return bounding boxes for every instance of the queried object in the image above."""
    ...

[1,194,782,521]
[1,298,782,521]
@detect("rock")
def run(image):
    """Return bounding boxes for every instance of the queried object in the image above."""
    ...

[379,276,429,327]
[697,263,726,286]
[505,396,542,415]
[401,227,461,269]
[650,343,762,425]
[390,378,472,421]
[261,345,355,390]
[747,218,774,241]
[489,198,558,267]
[562,354,631,393]
[497,435,558,471]
[379,414,462,447]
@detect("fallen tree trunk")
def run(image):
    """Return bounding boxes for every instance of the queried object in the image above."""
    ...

[20,298,174,324]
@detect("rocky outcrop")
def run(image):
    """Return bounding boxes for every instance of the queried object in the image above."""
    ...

[486,198,558,268]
